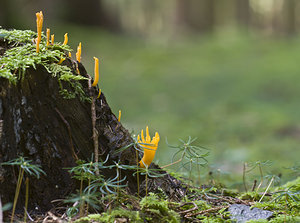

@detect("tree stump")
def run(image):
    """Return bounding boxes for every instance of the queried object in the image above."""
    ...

[0,34,184,214]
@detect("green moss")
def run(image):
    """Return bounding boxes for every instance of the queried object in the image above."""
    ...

[140,193,180,223]
[75,209,142,223]
[0,29,37,44]
[269,215,300,223]
[239,191,261,201]
[0,28,88,101]
[280,177,300,191]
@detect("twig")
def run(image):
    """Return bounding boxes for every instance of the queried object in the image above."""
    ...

[259,176,274,203]
[251,179,257,192]
[88,78,99,175]
[0,120,3,141]
[24,208,34,222]
[177,202,198,215]
[185,205,229,218]
[243,162,248,192]
[0,197,3,223]
[204,193,249,205]
[161,158,182,169]
[256,163,264,192]
[55,108,78,160]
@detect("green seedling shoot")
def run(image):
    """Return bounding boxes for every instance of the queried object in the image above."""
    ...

[1,156,46,223]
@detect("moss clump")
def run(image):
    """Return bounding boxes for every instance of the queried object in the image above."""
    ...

[75,209,142,223]
[140,193,180,223]
[0,28,88,101]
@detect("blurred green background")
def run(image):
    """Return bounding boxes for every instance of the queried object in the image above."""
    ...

[1,0,300,186]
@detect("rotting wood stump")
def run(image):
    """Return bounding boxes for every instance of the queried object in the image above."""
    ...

[0,34,184,214]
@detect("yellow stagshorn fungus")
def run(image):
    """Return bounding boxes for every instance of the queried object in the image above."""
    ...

[68,52,72,58]
[46,28,50,46]
[36,11,43,53]
[92,57,99,86]
[118,110,121,122]
[58,58,65,65]
[138,126,160,168]
[76,42,82,62]
[63,33,68,45]
[51,34,55,44]
[97,89,102,99]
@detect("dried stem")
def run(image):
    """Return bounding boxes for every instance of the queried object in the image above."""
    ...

[256,163,264,192]
[259,176,274,203]
[161,158,182,169]
[243,162,248,192]
[24,177,29,223]
[88,78,99,175]
[11,167,24,223]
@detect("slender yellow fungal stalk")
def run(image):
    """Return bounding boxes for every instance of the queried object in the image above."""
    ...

[92,57,99,86]
[97,88,102,99]
[51,34,55,44]
[35,11,43,53]
[58,58,65,64]
[118,110,121,122]
[68,52,72,58]
[46,28,50,46]
[63,33,68,45]
[138,126,160,168]
[76,42,82,62]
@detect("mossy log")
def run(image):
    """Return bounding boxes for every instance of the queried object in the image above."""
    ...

[0,38,184,214]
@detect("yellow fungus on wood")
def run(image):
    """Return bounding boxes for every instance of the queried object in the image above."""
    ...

[46,28,50,46]
[92,57,99,87]
[76,42,82,62]
[68,52,72,58]
[58,58,65,64]
[118,110,121,122]
[51,34,55,44]
[63,33,68,45]
[138,126,160,168]
[36,11,43,53]
[97,89,102,99]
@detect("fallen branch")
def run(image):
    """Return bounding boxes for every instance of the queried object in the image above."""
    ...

[185,205,229,218]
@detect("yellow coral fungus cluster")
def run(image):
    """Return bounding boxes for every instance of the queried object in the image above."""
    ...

[138,126,160,168]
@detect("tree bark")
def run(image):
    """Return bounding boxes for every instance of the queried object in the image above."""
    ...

[0,38,183,214]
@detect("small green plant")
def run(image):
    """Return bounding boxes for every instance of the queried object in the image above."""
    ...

[163,137,209,185]
[64,191,101,218]
[244,160,272,192]
[114,134,148,197]
[1,156,46,223]
[272,185,300,206]
[66,155,110,217]
[134,163,166,197]
[86,170,127,195]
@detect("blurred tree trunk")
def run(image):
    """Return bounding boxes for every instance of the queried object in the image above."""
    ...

[0,0,16,29]
[236,0,250,28]
[64,0,120,31]
[282,0,296,35]
[214,0,236,29]
[175,0,214,33]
